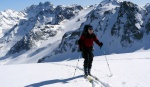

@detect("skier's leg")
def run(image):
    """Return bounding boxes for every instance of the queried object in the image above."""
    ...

[82,50,88,76]
[88,51,94,75]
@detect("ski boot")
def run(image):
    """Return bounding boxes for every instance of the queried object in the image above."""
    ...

[88,68,92,76]
[84,68,88,78]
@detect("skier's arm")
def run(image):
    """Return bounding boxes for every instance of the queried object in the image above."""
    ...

[93,36,103,47]
[78,34,85,50]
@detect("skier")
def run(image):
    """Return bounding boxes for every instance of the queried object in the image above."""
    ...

[78,25,103,76]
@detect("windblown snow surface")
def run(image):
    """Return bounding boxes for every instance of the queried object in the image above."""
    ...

[0,50,150,87]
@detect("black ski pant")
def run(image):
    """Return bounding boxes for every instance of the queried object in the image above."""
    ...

[82,50,94,69]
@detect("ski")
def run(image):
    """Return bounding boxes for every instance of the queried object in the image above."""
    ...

[86,75,106,87]
[84,75,95,87]
[90,75,100,81]
[86,76,94,83]
[90,75,111,87]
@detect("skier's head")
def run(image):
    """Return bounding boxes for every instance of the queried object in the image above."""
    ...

[88,27,93,34]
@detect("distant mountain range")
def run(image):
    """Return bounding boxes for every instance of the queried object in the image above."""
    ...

[0,0,150,64]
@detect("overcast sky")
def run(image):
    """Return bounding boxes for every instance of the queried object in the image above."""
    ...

[0,0,149,11]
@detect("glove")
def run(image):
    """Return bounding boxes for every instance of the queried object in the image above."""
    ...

[99,42,103,49]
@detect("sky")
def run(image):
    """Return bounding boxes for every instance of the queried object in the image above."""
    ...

[0,0,149,11]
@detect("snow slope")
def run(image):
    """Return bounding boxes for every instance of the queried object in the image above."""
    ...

[0,6,94,65]
[1,0,150,65]
[0,9,25,38]
[0,51,150,87]
[39,0,150,63]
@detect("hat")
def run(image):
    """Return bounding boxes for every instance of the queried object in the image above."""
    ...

[88,27,93,30]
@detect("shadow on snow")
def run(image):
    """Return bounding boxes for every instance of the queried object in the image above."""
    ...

[25,75,83,87]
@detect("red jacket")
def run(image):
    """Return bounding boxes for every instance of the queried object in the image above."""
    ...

[78,33,102,50]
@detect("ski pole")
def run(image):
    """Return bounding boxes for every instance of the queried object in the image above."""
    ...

[73,30,83,77]
[73,53,81,77]
[104,51,113,77]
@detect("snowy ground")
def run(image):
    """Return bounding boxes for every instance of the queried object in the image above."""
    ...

[0,51,150,87]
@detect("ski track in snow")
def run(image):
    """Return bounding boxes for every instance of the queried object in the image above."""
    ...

[51,60,112,87]
[0,53,150,87]
[1,50,150,87]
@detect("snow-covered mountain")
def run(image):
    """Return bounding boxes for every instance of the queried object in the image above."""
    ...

[0,0,150,64]
[38,0,150,63]
[0,9,25,37]
[0,1,91,64]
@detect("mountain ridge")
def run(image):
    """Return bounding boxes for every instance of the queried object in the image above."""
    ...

[0,1,150,64]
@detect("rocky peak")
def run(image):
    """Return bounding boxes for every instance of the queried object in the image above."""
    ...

[121,1,135,9]
[24,2,54,18]
[145,3,150,12]
[100,0,121,6]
